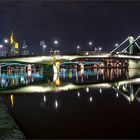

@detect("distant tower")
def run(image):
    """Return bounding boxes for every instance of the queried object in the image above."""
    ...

[10,31,19,56]
[22,40,29,55]
[10,31,15,56]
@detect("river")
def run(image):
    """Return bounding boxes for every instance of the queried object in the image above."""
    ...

[0,68,140,138]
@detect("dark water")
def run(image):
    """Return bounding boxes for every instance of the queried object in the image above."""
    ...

[1,68,140,138]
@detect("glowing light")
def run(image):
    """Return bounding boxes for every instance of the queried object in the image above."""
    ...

[55,100,58,108]
[77,45,80,49]
[86,87,89,93]
[43,95,46,102]
[69,71,72,79]
[90,96,93,102]
[10,32,14,44]
[10,94,14,108]
[88,41,93,46]
[4,39,8,43]
[14,42,19,48]
[0,44,3,48]
[99,88,102,94]
[115,43,119,47]
[56,78,60,86]
[77,91,80,97]
[54,40,58,45]
[43,44,46,48]
[130,93,134,102]
[99,47,102,51]
[116,93,119,98]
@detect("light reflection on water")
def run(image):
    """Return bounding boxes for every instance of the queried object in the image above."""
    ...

[1,68,140,138]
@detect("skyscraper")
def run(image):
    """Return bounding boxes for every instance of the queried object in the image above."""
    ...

[22,40,29,55]
[10,31,19,56]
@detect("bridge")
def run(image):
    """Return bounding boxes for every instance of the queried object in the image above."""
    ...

[0,35,139,73]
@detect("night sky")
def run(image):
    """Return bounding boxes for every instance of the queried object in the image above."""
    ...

[0,1,140,54]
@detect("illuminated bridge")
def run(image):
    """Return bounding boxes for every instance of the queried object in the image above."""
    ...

[0,36,140,73]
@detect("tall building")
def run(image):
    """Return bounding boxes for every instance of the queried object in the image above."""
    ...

[10,32,19,56]
[22,40,29,55]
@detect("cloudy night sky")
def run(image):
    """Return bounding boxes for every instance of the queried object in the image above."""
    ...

[0,1,140,54]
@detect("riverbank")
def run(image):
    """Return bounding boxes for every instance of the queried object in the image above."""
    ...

[0,98,25,140]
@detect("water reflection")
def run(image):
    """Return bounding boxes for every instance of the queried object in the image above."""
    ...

[1,68,140,105]
[1,68,140,138]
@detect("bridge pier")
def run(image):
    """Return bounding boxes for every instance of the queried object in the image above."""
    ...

[7,66,11,74]
[0,66,1,75]
[80,63,84,70]
[129,60,140,69]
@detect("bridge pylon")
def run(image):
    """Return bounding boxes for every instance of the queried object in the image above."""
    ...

[110,35,140,55]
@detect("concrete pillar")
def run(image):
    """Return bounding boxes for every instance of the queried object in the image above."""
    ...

[80,63,84,70]
[0,66,1,75]
[53,62,60,74]
[27,64,31,71]
[27,64,32,78]
[128,36,135,55]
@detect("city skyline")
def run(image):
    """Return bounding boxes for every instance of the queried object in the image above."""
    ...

[0,1,140,53]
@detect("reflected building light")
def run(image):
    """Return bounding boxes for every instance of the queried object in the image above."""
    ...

[99,88,102,94]
[80,68,84,76]
[53,73,58,82]
[81,76,83,83]
[76,69,78,82]
[86,87,89,93]
[56,77,60,86]
[69,71,72,79]
[0,44,3,48]
[130,93,134,102]
[10,94,14,108]
[77,91,80,97]
[89,96,93,102]
[55,100,58,108]
[43,95,46,102]
[27,71,32,77]
[31,77,34,82]
[116,92,119,98]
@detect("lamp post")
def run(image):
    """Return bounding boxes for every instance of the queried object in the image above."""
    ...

[88,41,93,51]
[54,40,58,49]
[115,43,119,47]
[0,44,3,56]
[3,39,9,56]
[99,47,102,51]
[76,45,80,54]
[42,44,47,55]
[4,39,8,44]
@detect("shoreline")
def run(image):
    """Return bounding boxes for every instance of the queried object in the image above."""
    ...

[0,98,25,139]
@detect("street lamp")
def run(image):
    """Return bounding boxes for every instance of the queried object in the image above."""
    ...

[4,39,8,44]
[76,45,80,54]
[0,44,3,48]
[53,40,59,52]
[99,47,102,51]
[115,43,119,47]
[42,44,47,55]
[0,44,3,56]
[54,40,58,45]
[88,41,93,51]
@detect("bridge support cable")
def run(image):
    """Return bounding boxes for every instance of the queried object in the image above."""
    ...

[135,42,140,49]
[122,36,140,52]
[134,87,140,98]
[110,37,129,54]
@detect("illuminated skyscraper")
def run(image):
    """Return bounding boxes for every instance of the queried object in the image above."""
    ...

[22,40,29,55]
[10,31,19,56]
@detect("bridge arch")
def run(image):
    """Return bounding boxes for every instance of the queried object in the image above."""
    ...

[0,62,29,68]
